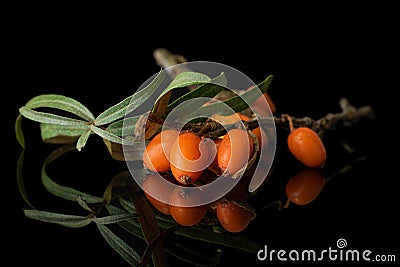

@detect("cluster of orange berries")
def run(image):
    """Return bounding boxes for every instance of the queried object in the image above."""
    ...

[142,126,259,233]
[141,91,328,233]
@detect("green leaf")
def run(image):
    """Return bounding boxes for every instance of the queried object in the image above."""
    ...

[24,94,95,122]
[41,145,104,203]
[152,71,212,117]
[15,114,25,148]
[105,116,140,138]
[19,107,89,126]
[95,69,166,126]
[23,209,93,228]
[40,123,90,143]
[119,197,137,213]
[16,150,35,209]
[163,71,212,94]
[106,205,144,240]
[186,74,273,119]
[90,125,138,145]
[93,213,137,225]
[76,128,92,151]
[166,72,228,114]
[96,223,141,266]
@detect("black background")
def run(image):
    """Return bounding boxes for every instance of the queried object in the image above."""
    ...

[7,4,397,267]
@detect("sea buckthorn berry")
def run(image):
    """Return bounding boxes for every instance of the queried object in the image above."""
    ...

[169,188,208,226]
[142,173,176,215]
[285,168,326,206]
[216,198,255,233]
[142,129,179,172]
[217,128,254,176]
[170,132,211,185]
[287,126,326,168]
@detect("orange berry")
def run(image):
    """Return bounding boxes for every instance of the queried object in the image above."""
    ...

[287,127,326,168]
[142,129,179,172]
[170,132,211,185]
[169,188,208,226]
[285,168,326,205]
[142,173,176,215]
[216,198,255,233]
[217,128,254,176]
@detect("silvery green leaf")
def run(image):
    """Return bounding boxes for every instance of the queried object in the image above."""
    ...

[19,107,89,125]
[76,128,92,151]
[186,74,273,119]
[96,224,141,266]
[93,213,137,225]
[24,94,95,122]
[166,72,227,113]
[41,145,104,203]
[40,123,90,143]
[90,125,138,145]
[23,209,93,228]
[95,69,166,126]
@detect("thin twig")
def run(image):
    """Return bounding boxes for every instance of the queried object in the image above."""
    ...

[275,98,375,137]
[152,48,374,139]
[146,98,373,139]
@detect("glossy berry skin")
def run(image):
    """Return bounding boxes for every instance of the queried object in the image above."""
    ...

[170,132,210,185]
[287,127,326,168]
[216,199,254,233]
[285,168,326,205]
[142,173,176,215]
[217,129,254,176]
[169,188,208,226]
[143,129,179,172]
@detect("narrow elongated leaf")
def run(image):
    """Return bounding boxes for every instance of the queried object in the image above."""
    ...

[23,209,93,228]
[41,145,104,203]
[162,71,212,94]
[96,223,141,266]
[16,150,35,209]
[166,72,227,114]
[77,196,93,212]
[106,205,144,240]
[15,114,25,148]
[24,94,95,122]
[95,69,166,126]
[90,125,138,145]
[19,107,89,126]
[185,75,273,119]
[105,116,140,137]
[152,71,212,117]
[76,128,92,151]
[93,213,137,225]
[40,123,90,143]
